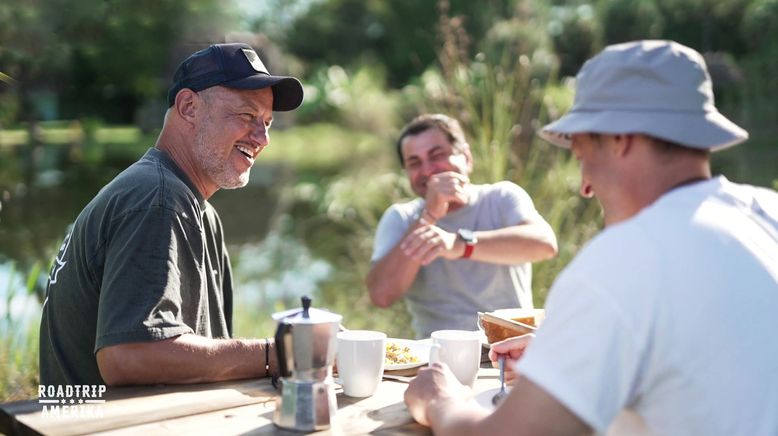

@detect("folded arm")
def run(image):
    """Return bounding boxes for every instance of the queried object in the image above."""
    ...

[96,334,276,386]
[365,217,429,308]
[467,219,558,265]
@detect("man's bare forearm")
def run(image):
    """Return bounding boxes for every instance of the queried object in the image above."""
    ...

[468,222,558,265]
[365,217,432,307]
[96,334,276,386]
[366,245,422,307]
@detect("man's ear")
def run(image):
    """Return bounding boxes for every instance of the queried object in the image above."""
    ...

[612,134,634,157]
[174,89,199,125]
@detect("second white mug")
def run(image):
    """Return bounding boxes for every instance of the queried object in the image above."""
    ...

[429,330,482,386]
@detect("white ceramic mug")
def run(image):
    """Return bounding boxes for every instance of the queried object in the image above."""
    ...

[429,330,482,386]
[336,330,386,397]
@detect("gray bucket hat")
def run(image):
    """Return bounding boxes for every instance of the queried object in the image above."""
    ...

[539,40,748,151]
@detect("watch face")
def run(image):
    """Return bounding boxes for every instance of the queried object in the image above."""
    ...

[457,228,476,243]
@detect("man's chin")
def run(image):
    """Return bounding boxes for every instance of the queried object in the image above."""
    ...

[219,173,250,190]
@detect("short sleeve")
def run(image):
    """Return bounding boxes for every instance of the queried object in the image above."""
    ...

[371,204,414,262]
[515,272,643,432]
[494,181,542,226]
[95,206,198,351]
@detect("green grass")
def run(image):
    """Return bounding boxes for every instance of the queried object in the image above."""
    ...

[0,125,143,147]
[0,264,42,402]
[261,122,386,171]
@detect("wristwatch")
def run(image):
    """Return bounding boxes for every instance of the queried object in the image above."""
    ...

[457,229,478,259]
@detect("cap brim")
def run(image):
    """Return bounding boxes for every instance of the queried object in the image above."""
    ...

[222,74,304,112]
[539,109,748,152]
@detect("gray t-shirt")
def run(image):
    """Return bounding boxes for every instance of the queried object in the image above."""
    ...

[39,148,233,385]
[371,181,540,338]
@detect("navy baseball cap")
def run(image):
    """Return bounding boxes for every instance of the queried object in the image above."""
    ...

[167,43,304,111]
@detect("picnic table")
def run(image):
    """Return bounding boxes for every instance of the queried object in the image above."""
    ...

[0,365,502,435]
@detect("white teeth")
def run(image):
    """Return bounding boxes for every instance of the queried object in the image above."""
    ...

[236,145,254,159]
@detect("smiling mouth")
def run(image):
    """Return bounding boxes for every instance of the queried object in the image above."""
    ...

[236,144,255,160]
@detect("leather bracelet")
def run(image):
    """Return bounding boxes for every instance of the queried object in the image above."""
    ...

[264,338,271,378]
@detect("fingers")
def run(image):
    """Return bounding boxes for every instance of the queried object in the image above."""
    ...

[488,334,535,362]
[401,225,456,265]
[425,172,471,212]
[401,227,443,264]
[404,363,455,426]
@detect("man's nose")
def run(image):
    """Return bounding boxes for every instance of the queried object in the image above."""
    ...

[249,121,269,146]
[420,160,437,177]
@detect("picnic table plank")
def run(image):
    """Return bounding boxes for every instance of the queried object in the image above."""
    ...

[3,378,276,436]
[1,366,501,435]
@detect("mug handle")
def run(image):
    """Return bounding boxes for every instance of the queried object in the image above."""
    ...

[429,343,441,364]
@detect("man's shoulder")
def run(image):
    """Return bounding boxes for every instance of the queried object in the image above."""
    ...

[385,197,424,217]
[89,151,199,219]
[474,180,530,199]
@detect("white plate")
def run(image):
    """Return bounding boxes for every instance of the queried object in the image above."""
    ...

[384,338,431,371]
[473,386,512,411]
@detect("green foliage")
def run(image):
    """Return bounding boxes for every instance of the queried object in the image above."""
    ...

[0,0,241,124]
[743,0,778,51]
[277,0,522,87]
[0,263,43,401]
[597,0,665,44]
[293,65,401,136]
[547,4,602,77]
[262,122,388,173]
[653,0,750,54]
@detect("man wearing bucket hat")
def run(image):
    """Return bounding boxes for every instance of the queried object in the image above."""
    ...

[40,43,304,386]
[405,40,778,435]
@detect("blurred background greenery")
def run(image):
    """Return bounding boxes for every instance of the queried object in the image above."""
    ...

[1,0,776,400]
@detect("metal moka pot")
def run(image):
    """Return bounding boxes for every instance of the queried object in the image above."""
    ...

[272,296,342,431]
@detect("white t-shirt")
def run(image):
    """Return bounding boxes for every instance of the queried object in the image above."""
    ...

[371,181,542,337]
[517,176,778,435]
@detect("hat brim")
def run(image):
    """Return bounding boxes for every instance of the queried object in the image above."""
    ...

[539,109,748,152]
[222,74,304,112]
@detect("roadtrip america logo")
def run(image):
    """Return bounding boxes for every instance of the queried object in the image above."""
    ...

[38,384,106,418]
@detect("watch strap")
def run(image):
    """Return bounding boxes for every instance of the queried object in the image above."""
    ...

[461,242,475,259]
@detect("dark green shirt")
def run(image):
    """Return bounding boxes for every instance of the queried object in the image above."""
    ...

[39,148,233,385]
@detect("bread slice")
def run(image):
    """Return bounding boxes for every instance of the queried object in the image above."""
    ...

[478,308,545,344]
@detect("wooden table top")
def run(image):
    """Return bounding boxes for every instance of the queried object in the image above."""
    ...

[0,366,502,435]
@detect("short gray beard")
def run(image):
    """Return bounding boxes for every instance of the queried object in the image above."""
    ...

[192,116,250,190]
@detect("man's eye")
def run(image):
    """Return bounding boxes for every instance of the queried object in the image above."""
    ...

[241,113,255,121]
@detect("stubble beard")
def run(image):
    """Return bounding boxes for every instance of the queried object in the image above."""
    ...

[192,122,250,191]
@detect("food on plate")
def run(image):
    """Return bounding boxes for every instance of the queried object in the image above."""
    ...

[385,342,420,365]
[478,308,546,344]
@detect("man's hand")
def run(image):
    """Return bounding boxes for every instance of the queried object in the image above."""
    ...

[488,334,535,385]
[400,223,462,265]
[424,171,470,219]
[404,362,470,426]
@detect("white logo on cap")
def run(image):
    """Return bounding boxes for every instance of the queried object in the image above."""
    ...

[241,48,269,74]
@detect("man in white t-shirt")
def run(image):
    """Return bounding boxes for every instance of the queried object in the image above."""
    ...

[366,114,558,337]
[404,40,778,435]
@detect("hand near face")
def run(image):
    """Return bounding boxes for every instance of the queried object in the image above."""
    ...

[424,171,470,219]
[488,334,535,385]
[404,362,469,426]
[400,223,460,265]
